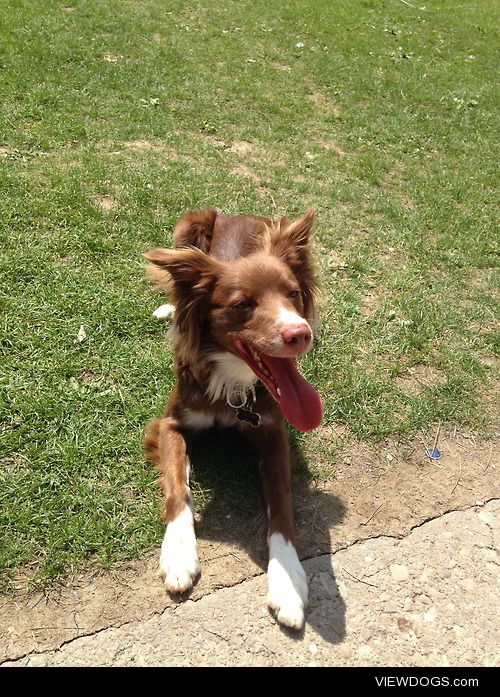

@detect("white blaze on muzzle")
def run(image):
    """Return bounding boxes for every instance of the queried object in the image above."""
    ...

[277,306,312,332]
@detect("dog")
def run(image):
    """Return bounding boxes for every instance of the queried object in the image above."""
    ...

[143,208,323,629]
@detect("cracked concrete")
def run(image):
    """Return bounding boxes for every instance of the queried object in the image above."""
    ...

[3,500,499,667]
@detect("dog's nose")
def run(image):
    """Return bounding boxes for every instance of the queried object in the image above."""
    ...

[281,324,312,352]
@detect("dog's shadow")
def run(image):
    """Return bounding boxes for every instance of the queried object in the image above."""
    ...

[185,427,346,645]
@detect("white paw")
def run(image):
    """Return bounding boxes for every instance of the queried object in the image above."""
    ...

[267,533,308,629]
[159,507,200,593]
[153,303,175,320]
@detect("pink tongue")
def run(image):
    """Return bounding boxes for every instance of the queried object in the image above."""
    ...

[263,356,323,432]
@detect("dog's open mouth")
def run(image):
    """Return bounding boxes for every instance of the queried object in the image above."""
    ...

[234,340,323,432]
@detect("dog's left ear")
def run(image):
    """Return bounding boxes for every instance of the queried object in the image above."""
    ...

[269,209,318,321]
[270,208,314,270]
[281,207,315,243]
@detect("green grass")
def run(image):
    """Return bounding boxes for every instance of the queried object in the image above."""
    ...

[0,0,498,591]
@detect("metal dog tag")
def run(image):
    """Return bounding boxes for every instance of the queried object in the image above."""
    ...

[236,407,261,428]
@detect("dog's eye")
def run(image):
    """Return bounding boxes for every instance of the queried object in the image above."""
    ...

[288,289,300,299]
[234,299,252,310]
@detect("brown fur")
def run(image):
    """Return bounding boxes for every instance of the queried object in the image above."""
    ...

[143,207,319,613]
[143,208,317,363]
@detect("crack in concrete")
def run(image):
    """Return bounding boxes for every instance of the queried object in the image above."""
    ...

[302,496,500,563]
[0,568,262,666]
[404,498,497,533]
[0,613,148,667]
[2,498,498,666]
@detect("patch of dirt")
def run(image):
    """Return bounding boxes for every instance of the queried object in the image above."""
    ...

[103,53,122,63]
[0,454,29,473]
[270,62,292,72]
[93,195,118,213]
[359,291,379,317]
[207,137,228,150]
[327,250,347,269]
[384,162,404,180]
[468,268,499,292]
[468,318,497,333]
[378,246,405,265]
[1,429,497,663]
[401,196,416,209]
[320,140,345,158]
[395,365,447,395]
[230,140,253,155]
[308,92,324,105]
[308,92,341,117]
[232,164,260,183]
[123,139,164,152]
[0,146,14,157]
[122,139,199,168]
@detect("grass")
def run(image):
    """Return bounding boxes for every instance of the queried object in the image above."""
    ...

[0,0,498,592]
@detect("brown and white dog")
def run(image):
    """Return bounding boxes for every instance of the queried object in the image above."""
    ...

[143,208,323,629]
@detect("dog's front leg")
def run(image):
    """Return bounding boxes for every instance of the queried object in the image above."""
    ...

[249,425,308,629]
[156,417,200,594]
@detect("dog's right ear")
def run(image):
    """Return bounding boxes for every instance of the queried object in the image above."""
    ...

[143,247,222,286]
[144,248,223,359]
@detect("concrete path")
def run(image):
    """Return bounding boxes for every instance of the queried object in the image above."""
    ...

[4,500,498,667]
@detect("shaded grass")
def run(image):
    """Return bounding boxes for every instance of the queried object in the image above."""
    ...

[0,0,498,591]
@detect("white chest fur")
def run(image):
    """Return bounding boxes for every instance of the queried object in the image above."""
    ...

[205,351,257,405]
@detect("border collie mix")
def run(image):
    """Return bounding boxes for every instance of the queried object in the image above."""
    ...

[143,208,323,629]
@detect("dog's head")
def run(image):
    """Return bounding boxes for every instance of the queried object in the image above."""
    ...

[145,209,322,431]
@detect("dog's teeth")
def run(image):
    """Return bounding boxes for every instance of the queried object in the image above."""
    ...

[250,347,265,370]
[276,387,282,397]
[248,347,277,385]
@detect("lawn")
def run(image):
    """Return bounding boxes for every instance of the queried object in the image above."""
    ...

[0,0,498,592]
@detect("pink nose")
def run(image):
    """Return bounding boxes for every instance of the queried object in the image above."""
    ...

[281,324,312,352]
